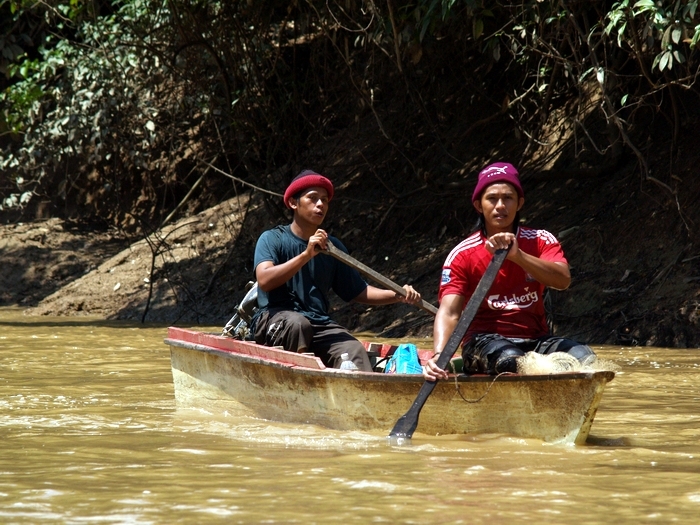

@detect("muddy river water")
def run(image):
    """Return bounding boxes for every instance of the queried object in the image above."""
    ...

[1,308,699,524]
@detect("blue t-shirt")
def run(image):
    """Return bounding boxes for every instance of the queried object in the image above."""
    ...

[253,225,368,324]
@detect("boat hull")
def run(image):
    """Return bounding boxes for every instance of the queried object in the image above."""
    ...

[166,328,614,444]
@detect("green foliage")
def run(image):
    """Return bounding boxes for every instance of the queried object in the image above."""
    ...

[605,0,700,71]
[1,0,176,216]
[1,1,384,224]
[0,0,698,226]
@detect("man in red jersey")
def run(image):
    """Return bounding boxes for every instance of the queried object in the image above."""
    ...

[423,162,595,380]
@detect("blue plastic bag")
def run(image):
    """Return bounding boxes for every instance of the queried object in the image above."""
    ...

[384,343,423,374]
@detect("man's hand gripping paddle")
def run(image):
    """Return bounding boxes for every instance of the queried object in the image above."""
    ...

[388,247,510,443]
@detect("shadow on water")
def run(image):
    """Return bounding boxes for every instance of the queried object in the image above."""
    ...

[0,308,205,330]
[0,318,171,329]
[585,435,635,447]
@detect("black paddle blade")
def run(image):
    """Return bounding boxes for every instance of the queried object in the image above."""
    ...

[388,380,437,439]
[387,247,509,441]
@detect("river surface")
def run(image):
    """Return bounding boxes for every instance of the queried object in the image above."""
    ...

[1,308,699,524]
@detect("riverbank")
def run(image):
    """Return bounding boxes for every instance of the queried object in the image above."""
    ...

[4,149,700,347]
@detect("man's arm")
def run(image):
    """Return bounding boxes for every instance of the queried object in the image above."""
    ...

[510,250,570,290]
[422,293,464,381]
[351,285,421,306]
[486,233,571,290]
[256,229,328,292]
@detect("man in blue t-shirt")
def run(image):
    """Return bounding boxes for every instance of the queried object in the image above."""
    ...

[252,169,421,371]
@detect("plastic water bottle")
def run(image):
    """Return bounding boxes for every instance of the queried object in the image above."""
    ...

[339,352,359,371]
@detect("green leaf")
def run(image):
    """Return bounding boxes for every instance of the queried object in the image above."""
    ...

[473,18,484,40]
[618,22,628,46]
[691,25,700,47]
[596,67,605,85]
[579,67,594,82]
[621,94,629,106]
[662,26,672,48]
[633,0,656,11]
[672,27,682,44]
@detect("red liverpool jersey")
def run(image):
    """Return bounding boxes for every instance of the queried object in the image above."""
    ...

[438,227,568,340]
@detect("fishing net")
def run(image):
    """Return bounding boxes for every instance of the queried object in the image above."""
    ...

[517,352,581,374]
[516,352,620,375]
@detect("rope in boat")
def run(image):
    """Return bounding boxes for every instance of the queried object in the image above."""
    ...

[452,371,510,404]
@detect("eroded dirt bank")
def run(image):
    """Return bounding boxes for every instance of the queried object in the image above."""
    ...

[4,150,700,348]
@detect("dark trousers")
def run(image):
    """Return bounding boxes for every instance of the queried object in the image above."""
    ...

[253,309,372,372]
[462,333,596,375]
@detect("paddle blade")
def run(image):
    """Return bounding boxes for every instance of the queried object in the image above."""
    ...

[388,415,417,442]
[386,431,412,446]
[388,380,437,439]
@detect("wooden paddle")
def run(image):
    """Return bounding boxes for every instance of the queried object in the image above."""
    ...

[388,246,509,441]
[321,241,438,316]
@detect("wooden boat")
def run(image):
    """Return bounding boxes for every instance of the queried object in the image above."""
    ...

[165,327,614,444]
